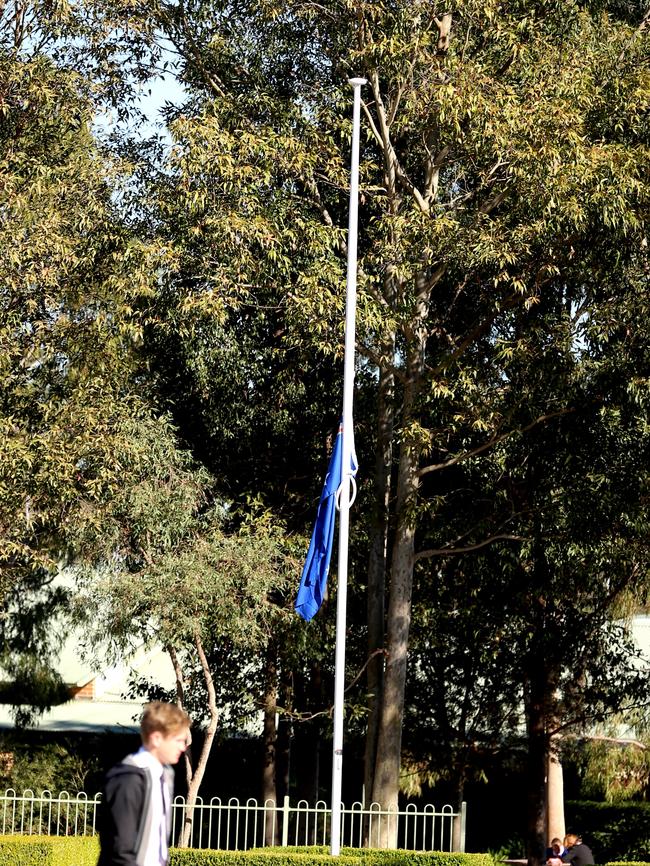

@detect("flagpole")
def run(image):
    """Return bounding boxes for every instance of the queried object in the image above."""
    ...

[330,75,366,858]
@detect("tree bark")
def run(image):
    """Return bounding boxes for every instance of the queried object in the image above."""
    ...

[168,646,193,795]
[547,737,565,843]
[524,644,549,866]
[262,645,279,845]
[363,349,394,813]
[180,632,219,848]
[370,446,418,847]
[370,319,425,847]
[452,774,466,852]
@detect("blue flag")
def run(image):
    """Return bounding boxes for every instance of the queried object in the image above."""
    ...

[295,426,356,621]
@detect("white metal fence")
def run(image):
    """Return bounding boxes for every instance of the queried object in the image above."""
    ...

[0,789,466,853]
[0,789,100,838]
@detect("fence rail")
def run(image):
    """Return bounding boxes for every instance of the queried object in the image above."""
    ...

[0,789,466,853]
[0,789,100,838]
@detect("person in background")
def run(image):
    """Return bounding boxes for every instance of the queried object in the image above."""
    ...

[546,837,567,863]
[562,834,595,866]
[97,701,191,866]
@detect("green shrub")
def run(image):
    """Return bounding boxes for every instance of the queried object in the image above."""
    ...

[341,849,492,866]
[270,848,491,866]
[567,800,650,862]
[169,853,362,866]
[247,847,492,866]
[49,836,99,865]
[0,736,96,793]
[0,834,98,865]
[606,862,650,866]
[0,838,489,866]
[0,836,51,866]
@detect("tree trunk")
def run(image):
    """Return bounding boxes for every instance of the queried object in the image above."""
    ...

[180,632,219,848]
[168,646,193,797]
[370,495,416,847]
[363,351,394,814]
[525,651,548,866]
[546,738,565,843]
[452,773,466,852]
[370,344,423,847]
[262,645,279,845]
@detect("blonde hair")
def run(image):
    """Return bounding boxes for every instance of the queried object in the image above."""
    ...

[564,835,580,848]
[140,701,190,740]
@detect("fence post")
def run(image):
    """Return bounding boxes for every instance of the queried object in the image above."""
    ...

[452,800,467,852]
[459,801,467,852]
[281,796,290,847]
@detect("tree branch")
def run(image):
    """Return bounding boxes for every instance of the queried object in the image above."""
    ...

[281,649,388,723]
[168,645,193,790]
[170,6,225,99]
[418,407,577,478]
[618,6,650,61]
[415,533,527,562]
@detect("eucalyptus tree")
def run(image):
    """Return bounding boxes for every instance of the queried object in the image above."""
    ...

[0,42,176,720]
[404,271,650,850]
[78,495,298,846]
[129,1,650,854]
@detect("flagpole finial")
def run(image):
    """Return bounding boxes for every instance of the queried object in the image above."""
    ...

[348,77,367,87]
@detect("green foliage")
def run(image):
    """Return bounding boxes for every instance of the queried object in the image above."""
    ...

[169,851,492,866]
[102,0,650,843]
[341,850,493,866]
[80,507,296,652]
[607,862,650,866]
[2,0,650,848]
[0,836,49,866]
[258,849,493,866]
[0,646,69,729]
[0,737,95,793]
[169,854,362,866]
[48,836,99,866]
[0,835,97,866]
[567,800,650,861]
[0,55,159,583]
[581,740,650,803]
[0,49,197,725]
[0,47,205,594]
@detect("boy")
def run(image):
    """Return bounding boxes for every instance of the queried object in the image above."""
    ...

[97,701,191,866]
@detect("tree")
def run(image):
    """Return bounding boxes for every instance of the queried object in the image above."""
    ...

[11,0,648,857]
[402,231,650,855]
[123,0,649,855]
[78,486,298,847]
[0,48,171,721]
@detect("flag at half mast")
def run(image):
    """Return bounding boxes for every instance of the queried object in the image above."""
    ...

[295,423,358,621]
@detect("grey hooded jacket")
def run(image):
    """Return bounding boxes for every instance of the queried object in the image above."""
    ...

[96,754,174,866]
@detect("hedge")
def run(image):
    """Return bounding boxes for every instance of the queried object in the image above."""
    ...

[169,853,363,866]
[340,848,493,866]
[249,847,492,866]
[606,862,650,866]
[0,835,99,865]
[170,849,493,866]
[265,847,492,866]
[0,838,493,866]
[0,836,50,866]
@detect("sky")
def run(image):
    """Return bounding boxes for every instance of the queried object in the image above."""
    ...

[93,65,188,143]
[138,70,188,134]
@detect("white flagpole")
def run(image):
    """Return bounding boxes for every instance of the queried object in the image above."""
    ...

[330,76,366,858]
